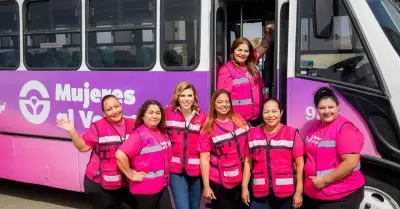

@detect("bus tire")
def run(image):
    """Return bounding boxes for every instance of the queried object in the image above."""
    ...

[361,174,400,209]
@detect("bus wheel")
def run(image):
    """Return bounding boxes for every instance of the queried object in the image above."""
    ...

[361,175,400,209]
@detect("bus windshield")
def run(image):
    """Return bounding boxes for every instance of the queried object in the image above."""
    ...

[368,0,400,56]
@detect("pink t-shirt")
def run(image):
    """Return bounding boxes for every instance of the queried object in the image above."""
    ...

[82,123,127,183]
[118,128,170,188]
[304,123,364,200]
[198,119,248,185]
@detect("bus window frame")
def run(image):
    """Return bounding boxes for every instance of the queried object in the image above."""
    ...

[0,0,20,71]
[160,0,201,71]
[85,0,157,71]
[294,0,385,94]
[23,0,82,71]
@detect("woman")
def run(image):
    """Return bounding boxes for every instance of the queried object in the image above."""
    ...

[116,100,173,209]
[198,89,249,209]
[166,82,207,209]
[303,87,365,209]
[217,24,274,127]
[241,98,304,209]
[56,95,136,209]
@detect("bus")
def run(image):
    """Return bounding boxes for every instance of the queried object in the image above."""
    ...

[0,0,399,208]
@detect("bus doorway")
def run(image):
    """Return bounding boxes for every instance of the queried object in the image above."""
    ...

[212,0,282,118]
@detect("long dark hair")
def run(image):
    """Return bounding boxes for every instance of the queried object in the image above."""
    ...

[134,100,167,133]
[230,37,259,83]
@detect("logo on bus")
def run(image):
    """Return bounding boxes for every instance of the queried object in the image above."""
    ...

[19,80,51,124]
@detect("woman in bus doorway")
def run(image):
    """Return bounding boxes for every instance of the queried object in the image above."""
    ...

[166,82,207,209]
[241,98,304,209]
[217,24,274,127]
[198,89,249,209]
[303,87,365,209]
[56,95,136,209]
[116,100,173,209]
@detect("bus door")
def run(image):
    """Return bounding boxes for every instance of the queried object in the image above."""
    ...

[274,0,289,123]
[212,0,227,92]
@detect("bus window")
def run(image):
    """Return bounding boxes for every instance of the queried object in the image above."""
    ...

[297,0,380,90]
[24,0,81,70]
[87,0,156,70]
[0,1,19,70]
[161,0,200,70]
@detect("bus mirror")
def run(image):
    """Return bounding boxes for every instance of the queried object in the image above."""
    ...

[313,0,333,39]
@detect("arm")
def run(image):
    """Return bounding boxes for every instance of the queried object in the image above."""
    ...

[294,156,305,194]
[322,154,360,185]
[200,152,211,189]
[56,118,92,152]
[242,156,252,189]
[217,65,233,93]
[256,24,274,58]
[116,150,134,179]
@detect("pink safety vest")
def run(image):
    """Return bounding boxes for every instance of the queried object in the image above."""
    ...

[130,125,172,195]
[248,125,297,198]
[210,121,249,189]
[91,117,135,190]
[225,61,267,121]
[305,115,364,197]
[166,107,207,176]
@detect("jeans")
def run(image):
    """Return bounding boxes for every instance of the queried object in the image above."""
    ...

[250,194,292,209]
[170,172,202,209]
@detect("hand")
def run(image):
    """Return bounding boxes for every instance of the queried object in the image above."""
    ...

[265,24,275,36]
[292,192,303,209]
[241,188,250,206]
[131,171,146,182]
[309,176,328,189]
[203,187,216,200]
[56,118,75,133]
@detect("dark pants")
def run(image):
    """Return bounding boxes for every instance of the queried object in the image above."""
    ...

[170,172,202,209]
[250,193,292,209]
[303,187,364,209]
[210,181,248,209]
[134,186,173,209]
[84,176,136,209]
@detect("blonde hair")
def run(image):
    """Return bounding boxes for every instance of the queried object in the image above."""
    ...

[170,81,200,112]
[202,89,247,134]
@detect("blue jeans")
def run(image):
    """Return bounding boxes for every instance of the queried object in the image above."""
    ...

[170,173,202,209]
[250,194,292,209]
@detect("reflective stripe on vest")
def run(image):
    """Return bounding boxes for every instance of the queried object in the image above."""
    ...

[166,120,201,132]
[132,169,165,178]
[103,174,121,182]
[171,156,200,165]
[212,126,248,144]
[99,134,130,143]
[140,141,172,154]
[232,77,250,85]
[316,140,361,176]
[249,139,267,148]
[270,139,294,147]
[232,99,253,106]
[224,169,239,177]
[253,177,294,186]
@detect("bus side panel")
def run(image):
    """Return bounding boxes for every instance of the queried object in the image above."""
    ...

[5,136,81,192]
[0,135,15,179]
[286,77,381,158]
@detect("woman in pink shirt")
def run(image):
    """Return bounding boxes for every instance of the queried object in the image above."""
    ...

[116,100,173,209]
[217,24,274,127]
[303,87,365,209]
[241,98,304,209]
[56,95,136,209]
[198,89,249,209]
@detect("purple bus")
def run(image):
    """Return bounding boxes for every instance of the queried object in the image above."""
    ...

[0,0,400,208]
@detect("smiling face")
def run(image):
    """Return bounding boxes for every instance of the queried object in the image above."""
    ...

[215,93,230,116]
[102,97,123,124]
[143,104,162,129]
[317,97,339,124]
[262,100,281,129]
[233,43,250,65]
[179,88,195,111]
